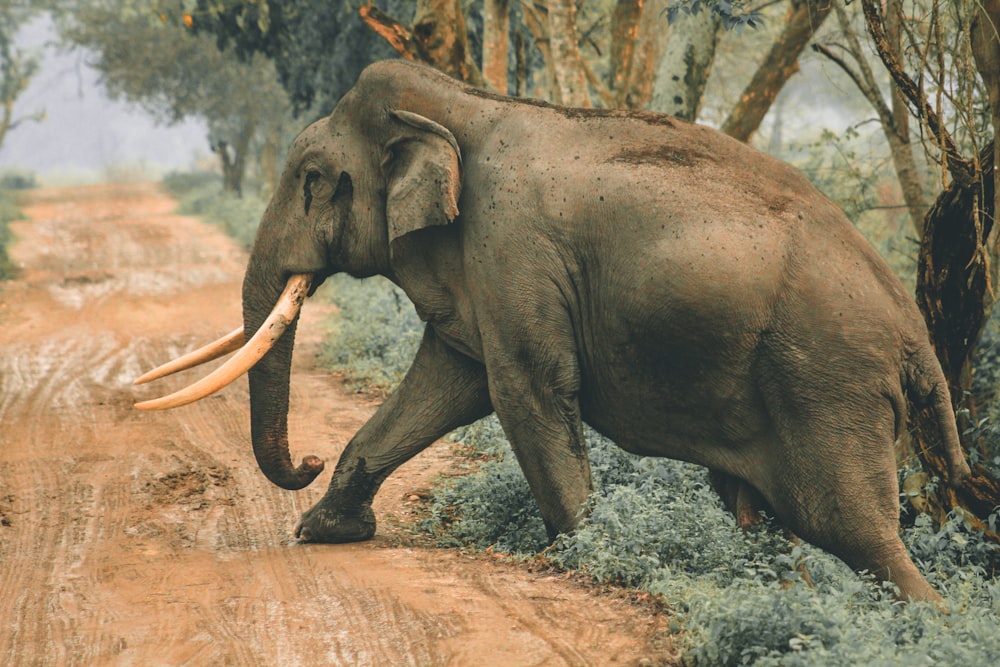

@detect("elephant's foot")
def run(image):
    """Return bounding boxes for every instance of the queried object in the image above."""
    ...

[294,502,376,543]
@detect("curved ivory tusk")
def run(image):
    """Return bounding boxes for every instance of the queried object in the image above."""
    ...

[133,326,246,386]
[134,274,313,411]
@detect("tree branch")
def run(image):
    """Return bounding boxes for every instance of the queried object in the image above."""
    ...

[861,0,972,183]
[358,5,426,63]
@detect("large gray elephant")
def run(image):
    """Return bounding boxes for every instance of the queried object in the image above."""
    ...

[137,60,970,603]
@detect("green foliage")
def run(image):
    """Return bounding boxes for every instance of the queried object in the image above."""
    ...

[664,0,765,31]
[415,411,1000,665]
[0,187,21,280]
[791,127,879,224]
[161,170,265,250]
[56,0,294,194]
[319,274,423,392]
[0,3,44,154]
[192,0,408,115]
[421,416,551,553]
[0,169,36,190]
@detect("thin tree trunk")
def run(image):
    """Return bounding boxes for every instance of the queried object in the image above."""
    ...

[885,0,929,232]
[482,0,510,93]
[545,0,591,106]
[721,0,832,142]
[610,0,643,106]
[648,5,721,120]
[413,0,485,87]
[519,1,556,100]
[813,0,930,235]
[622,0,666,109]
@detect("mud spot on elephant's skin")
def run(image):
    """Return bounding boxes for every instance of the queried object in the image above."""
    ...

[609,145,715,169]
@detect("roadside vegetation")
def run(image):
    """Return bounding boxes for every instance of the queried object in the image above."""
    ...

[0,170,35,280]
[161,171,265,251]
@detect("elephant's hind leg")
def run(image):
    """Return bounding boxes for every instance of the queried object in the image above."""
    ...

[763,416,939,602]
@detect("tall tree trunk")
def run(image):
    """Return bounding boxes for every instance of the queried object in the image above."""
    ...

[412,0,484,86]
[482,0,510,92]
[885,0,929,232]
[620,0,666,110]
[648,5,721,120]
[973,0,1000,292]
[545,0,591,106]
[912,144,1000,532]
[814,1,930,235]
[610,0,643,107]
[721,0,832,142]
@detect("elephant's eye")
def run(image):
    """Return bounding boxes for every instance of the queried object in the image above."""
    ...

[303,170,321,215]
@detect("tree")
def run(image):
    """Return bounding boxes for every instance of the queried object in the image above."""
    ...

[649,3,722,119]
[192,0,411,116]
[721,0,832,141]
[56,0,293,195]
[812,0,933,234]
[0,4,44,156]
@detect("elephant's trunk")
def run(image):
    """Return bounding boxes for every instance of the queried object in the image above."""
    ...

[243,271,324,490]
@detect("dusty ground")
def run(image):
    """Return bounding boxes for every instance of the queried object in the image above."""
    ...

[0,182,674,666]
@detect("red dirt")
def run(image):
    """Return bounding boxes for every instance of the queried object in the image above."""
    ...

[0,182,675,666]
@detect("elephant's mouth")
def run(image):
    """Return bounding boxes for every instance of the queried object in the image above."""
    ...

[133,273,313,410]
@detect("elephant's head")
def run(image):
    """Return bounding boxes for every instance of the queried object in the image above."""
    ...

[134,63,464,491]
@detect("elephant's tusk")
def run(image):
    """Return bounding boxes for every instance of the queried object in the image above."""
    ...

[133,326,246,385]
[134,274,313,411]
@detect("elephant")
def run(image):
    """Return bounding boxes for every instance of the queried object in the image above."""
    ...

[136,59,971,603]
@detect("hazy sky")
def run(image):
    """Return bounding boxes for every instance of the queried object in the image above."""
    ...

[0,15,208,183]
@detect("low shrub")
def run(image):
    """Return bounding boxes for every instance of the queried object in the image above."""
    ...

[319,274,423,392]
[161,171,265,250]
[0,169,36,190]
[421,416,1000,665]
[0,188,22,280]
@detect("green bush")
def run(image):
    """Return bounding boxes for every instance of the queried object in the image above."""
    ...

[319,274,423,392]
[161,171,265,250]
[0,169,37,190]
[417,412,1000,665]
[0,188,22,280]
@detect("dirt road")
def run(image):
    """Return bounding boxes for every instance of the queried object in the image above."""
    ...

[0,183,671,666]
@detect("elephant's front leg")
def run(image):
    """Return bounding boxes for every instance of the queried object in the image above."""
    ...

[296,326,491,543]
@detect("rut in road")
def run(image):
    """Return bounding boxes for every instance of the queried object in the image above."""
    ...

[0,182,671,666]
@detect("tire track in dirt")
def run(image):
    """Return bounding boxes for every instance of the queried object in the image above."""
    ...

[0,183,672,666]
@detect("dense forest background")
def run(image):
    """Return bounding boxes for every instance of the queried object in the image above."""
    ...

[5,1,1000,662]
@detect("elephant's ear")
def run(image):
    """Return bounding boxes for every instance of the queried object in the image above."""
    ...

[384,110,462,246]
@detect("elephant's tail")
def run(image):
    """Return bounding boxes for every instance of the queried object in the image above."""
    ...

[904,344,971,486]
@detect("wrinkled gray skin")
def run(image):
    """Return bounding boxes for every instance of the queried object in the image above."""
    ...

[243,60,970,602]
